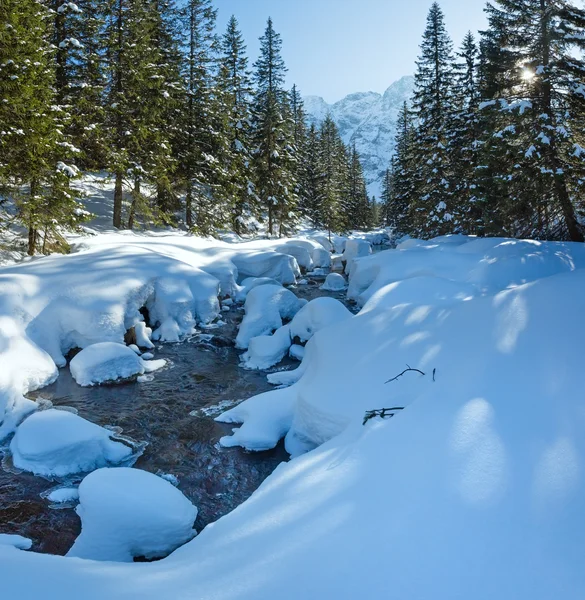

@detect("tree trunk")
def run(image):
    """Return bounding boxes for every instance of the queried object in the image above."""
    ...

[27,179,38,256]
[127,178,140,230]
[186,183,193,228]
[27,225,37,256]
[113,172,123,228]
[554,171,583,242]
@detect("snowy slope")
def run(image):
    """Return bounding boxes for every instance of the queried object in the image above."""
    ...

[305,76,415,198]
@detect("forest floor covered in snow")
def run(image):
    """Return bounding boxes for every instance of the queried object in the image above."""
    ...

[1,179,585,599]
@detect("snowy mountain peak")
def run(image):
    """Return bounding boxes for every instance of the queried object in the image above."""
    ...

[304,76,415,198]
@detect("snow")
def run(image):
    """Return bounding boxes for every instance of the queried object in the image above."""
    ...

[134,321,154,349]
[2,229,585,599]
[47,487,80,503]
[320,272,347,291]
[274,243,313,271]
[289,344,305,361]
[70,342,165,387]
[235,277,282,302]
[289,297,352,343]
[235,285,306,350]
[9,409,134,477]
[216,387,295,452]
[67,467,197,562]
[0,534,32,551]
[241,324,292,370]
[342,238,371,274]
[311,247,332,268]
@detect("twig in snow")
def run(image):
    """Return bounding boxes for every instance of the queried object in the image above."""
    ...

[363,407,404,425]
[385,364,426,384]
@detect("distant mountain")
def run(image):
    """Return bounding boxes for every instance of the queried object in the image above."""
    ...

[304,76,415,199]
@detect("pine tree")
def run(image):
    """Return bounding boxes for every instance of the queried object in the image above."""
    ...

[251,17,297,237]
[387,102,416,234]
[176,0,233,234]
[477,0,585,241]
[289,84,308,214]
[449,31,482,233]
[218,15,257,234]
[64,0,108,170]
[0,0,87,254]
[300,123,324,226]
[317,115,345,237]
[346,143,370,230]
[410,2,456,237]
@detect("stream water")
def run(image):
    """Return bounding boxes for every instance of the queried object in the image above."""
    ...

[0,276,356,556]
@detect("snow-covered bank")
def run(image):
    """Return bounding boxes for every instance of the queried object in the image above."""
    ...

[0,230,343,439]
[1,233,584,599]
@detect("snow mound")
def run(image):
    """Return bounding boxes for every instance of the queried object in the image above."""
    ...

[289,344,305,361]
[342,239,371,274]
[235,285,306,350]
[309,234,334,252]
[274,243,313,271]
[231,251,300,284]
[241,325,292,370]
[289,297,353,343]
[67,467,197,562]
[235,277,282,302]
[320,272,346,291]
[312,247,332,269]
[10,409,134,477]
[70,342,161,386]
[47,487,80,503]
[216,388,295,452]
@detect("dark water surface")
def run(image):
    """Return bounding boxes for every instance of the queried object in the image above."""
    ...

[0,277,354,556]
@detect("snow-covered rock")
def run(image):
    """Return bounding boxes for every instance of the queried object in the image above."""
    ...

[274,243,313,272]
[47,487,80,503]
[231,251,300,284]
[289,298,353,343]
[217,388,295,452]
[241,325,292,370]
[311,247,332,269]
[289,344,305,361]
[320,272,346,291]
[67,467,197,562]
[235,285,306,350]
[235,277,282,302]
[309,234,334,252]
[70,342,165,386]
[342,239,372,274]
[10,409,134,477]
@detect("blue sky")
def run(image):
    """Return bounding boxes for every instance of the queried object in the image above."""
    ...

[215,0,488,103]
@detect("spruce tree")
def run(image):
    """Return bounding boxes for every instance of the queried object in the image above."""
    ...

[346,143,370,230]
[218,15,257,235]
[300,123,324,226]
[449,31,482,233]
[0,0,87,254]
[411,2,456,237]
[177,0,232,234]
[251,17,297,237]
[317,115,345,237]
[387,102,416,234]
[477,0,585,241]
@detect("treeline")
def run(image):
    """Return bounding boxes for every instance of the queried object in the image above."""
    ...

[381,0,585,242]
[0,0,375,254]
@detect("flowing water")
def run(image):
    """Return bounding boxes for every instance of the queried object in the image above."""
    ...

[0,276,356,556]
